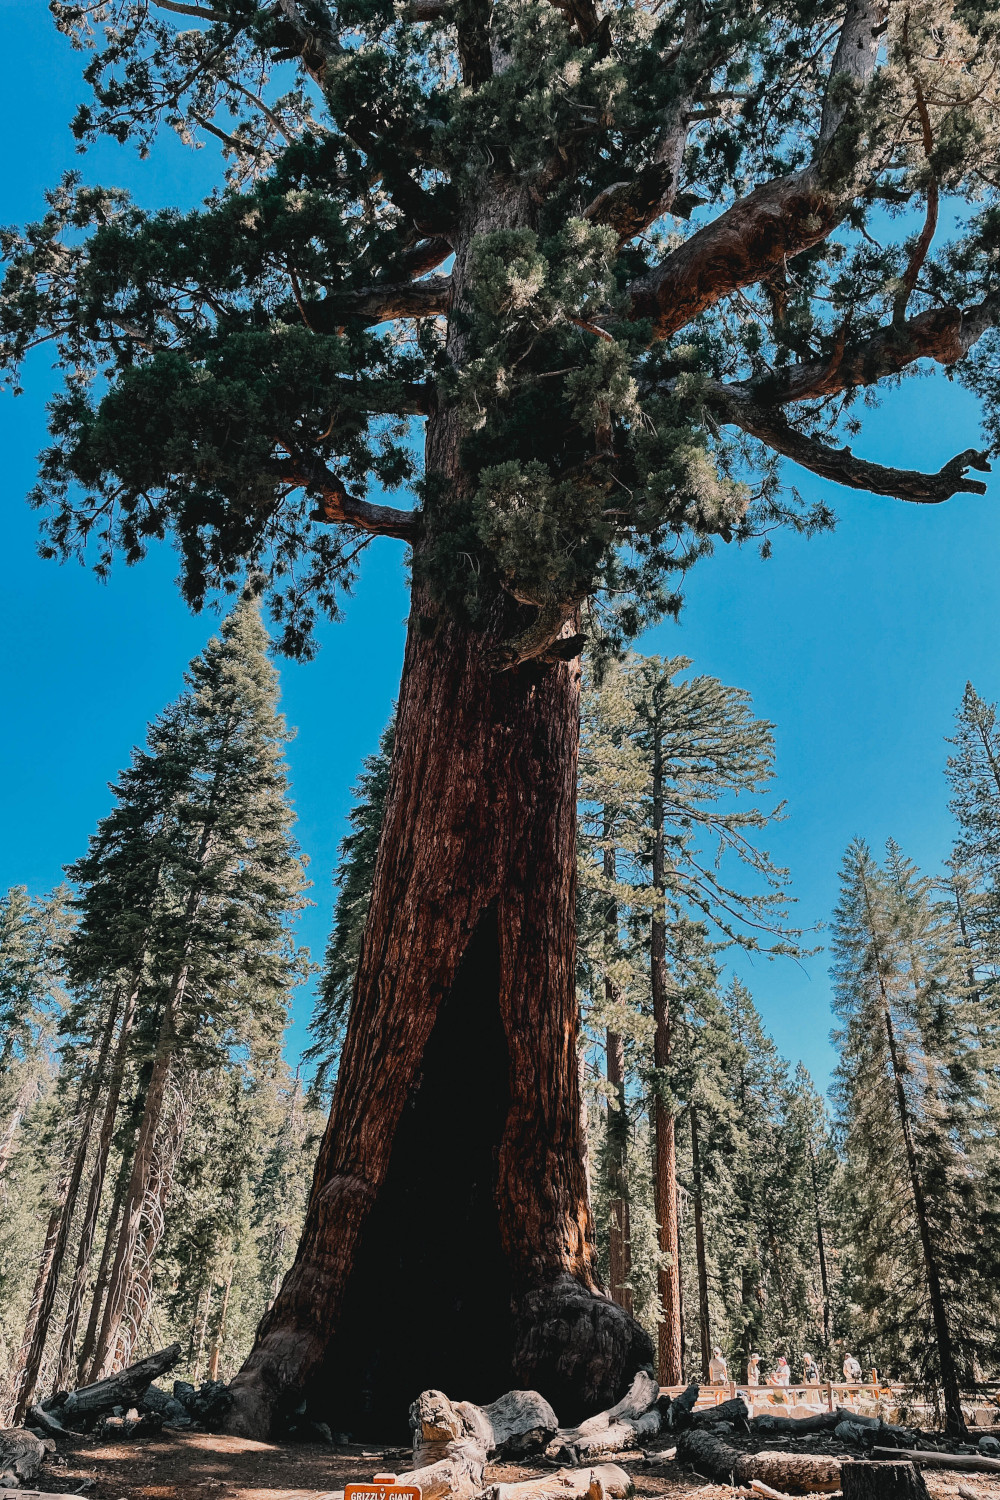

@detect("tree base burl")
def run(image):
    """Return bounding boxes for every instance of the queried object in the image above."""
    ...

[841,1459,930,1500]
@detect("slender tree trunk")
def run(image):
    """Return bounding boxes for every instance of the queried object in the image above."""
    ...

[227,184,651,1441]
[91,974,187,1377]
[209,1263,234,1382]
[689,1107,712,1381]
[76,1107,139,1384]
[11,993,123,1421]
[860,876,965,1439]
[192,1286,213,1383]
[806,1132,831,1351]
[122,1090,191,1369]
[650,730,682,1386]
[53,978,139,1391]
[603,843,632,1315]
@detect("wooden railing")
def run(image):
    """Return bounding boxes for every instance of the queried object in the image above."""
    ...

[659,1380,1000,1413]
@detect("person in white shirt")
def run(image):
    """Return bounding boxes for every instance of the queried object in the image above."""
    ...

[843,1353,862,1382]
[802,1353,820,1385]
[769,1356,791,1387]
[747,1353,761,1386]
[708,1347,728,1384]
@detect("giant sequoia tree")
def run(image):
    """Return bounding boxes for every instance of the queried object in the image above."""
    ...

[4,0,1000,1439]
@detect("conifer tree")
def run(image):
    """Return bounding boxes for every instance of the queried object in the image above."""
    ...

[579,655,796,1382]
[0,887,73,1180]
[7,0,1000,1430]
[89,599,308,1378]
[7,601,308,1411]
[831,837,1000,1438]
[946,684,1000,1006]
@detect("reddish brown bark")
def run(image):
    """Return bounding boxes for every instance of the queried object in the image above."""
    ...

[228,581,650,1438]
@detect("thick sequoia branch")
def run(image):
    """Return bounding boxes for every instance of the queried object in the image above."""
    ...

[628,167,846,337]
[628,0,888,337]
[278,456,421,537]
[748,297,1000,405]
[395,237,455,278]
[708,384,991,503]
[405,0,455,17]
[324,275,452,324]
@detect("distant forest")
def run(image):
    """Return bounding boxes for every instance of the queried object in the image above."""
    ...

[3,602,1000,1424]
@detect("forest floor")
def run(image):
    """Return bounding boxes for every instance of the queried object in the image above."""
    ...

[43,1429,1000,1500]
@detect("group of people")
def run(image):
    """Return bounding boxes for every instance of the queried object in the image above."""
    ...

[707,1348,868,1387]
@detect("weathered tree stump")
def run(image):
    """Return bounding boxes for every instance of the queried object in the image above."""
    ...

[841,1459,930,1499]
[0,1430,49,1488]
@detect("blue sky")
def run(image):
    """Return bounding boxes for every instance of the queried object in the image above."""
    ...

[2,2,998,1087]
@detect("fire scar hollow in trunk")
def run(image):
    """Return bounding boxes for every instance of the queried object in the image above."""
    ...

[228,588,652,1439]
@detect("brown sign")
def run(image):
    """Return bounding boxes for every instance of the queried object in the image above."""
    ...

[346,1479,420,1500]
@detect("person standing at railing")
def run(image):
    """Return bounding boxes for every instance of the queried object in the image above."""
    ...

[843,1352,862,1382]
[803,1353,820,1385]
[747,1353,761,1386]
[708,1347,728,1385]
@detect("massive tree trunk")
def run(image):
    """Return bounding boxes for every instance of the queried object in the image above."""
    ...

[229,584,651,1438]
[228,183,652,1441]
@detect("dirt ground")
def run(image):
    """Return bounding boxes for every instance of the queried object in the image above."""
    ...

[38,1429,1000,1500]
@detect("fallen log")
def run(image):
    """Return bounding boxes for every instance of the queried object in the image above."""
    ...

[872,1445,1000,1473]
[140,1383,192,1428]
[0,1430,49,1487]
[688,1397,750,1430]
[0,1491,90,1500]
[552,1373,660,1459]
[675,1427,840,1494]
[486,1462,633,1500]
[752,1408,840,1436]
[840,1459,929,1499]
[40,1343,182,1428]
